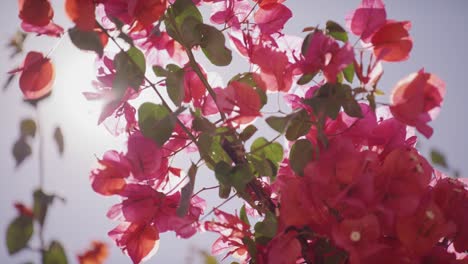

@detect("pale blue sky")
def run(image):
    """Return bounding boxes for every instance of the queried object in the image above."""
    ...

[1,1,467,263]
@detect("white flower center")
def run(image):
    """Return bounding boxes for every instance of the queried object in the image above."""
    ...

[425,210,435,220]
[350,231,361,242]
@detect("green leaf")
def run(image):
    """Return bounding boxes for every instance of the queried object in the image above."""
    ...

[250,157,277,179]
[265,115,290,133]
[285,110,312,141]
[301,32,313,56]
[43,241,68,264]
[214,161,232,186]
[230,164,254,193]
[290,139,314,176]
[181,16,203,47]
[153,65,167,77]
[430,149,448,168]
[297,73,316,85]
[199,24,232,66]
[165,0,203,42]
[12,137,31,167]
[342,98,363,118]
[218,183,231,199]
[326,20,348,42]
[343,63,355,83]
[239,205,250,226]
[367,93,376,111]
[177,163,197,217]
[33,189,54,227]
[250,137,283,164]
[165,64,185,106]
[192,115,216,133]
[239,125,257,142]
[68,27,104,57]
[6,215,33,255]
[304,83,360,120]
[20,119,36,138]
[113,47,146,91]
[254,211,277,245]
[138,103,176,146]
[53,127,64,155]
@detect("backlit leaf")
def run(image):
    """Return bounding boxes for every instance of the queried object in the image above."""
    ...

[33,189,54,226]
[54,127,64,155]
[138,103,176,147]
[6,215,33,255]
[285,110,312,141]
[68,27,104,57]
[250,137,283,164]
[20,119,36,138]
[239,125,257,142]
[177,163,197,217]
[289,139,314,176]
[199,24,232,66]
[326,20,348,42]
[430,149,448,168]
[43,241,68,264]
[254,211,277,244]
[12,137,32,167]
[113,47,146,91]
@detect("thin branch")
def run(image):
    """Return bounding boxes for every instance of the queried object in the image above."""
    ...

[192,185,219,197]
[200,193,237,221]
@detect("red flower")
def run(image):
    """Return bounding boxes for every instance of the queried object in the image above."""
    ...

[65,0,96,31]
[13,52,55,100]
[183,65,206,107]
[332,214,381,264]
[129,0,167,31]
[390,69,446,138]
[264,231,302,264]
[18,0,63,37]
[371,21,413,62]
[433,178,468,253]
[376,147,433,216]
[396,199,456,256]
[18,0,53,27]
[90,150,131,196]
[279,178,333,235]
[14,202,34,218]
[109,222,159,264]
[77,241,109,264]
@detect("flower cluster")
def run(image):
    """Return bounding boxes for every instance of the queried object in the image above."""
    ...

[10,0,468,263]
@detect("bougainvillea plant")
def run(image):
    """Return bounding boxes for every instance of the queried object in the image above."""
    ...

[8,0,468,263]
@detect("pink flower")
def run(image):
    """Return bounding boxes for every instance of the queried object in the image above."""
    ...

[205,209,252,262]
[126,132,168,182]
[345,0,387,42]
[301,31,354,83]
[254,4,292,35]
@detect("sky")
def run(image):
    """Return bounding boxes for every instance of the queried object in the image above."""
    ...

[1,0,468,263]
